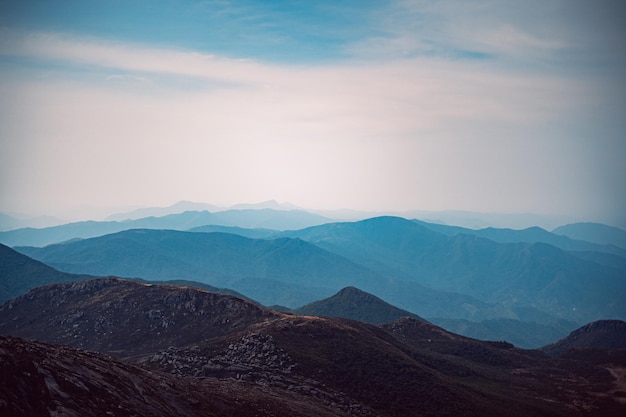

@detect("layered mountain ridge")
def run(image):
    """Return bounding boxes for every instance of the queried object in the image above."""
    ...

[15,216,626,326]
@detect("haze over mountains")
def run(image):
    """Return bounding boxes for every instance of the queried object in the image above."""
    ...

[0,208,331,248]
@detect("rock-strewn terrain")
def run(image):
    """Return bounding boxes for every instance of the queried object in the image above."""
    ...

[0,335,368,417]
[2,278,626,417]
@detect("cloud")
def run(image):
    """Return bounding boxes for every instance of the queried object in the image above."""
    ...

[0,28,586,130]
[0,19,623,224]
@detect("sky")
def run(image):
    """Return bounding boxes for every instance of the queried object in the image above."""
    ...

[0,0,625,227]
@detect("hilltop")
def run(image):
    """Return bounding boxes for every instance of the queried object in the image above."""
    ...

[541,320,626,357]
[294,286,426,325]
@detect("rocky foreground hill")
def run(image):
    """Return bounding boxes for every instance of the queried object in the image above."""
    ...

[0,335,363,417]
[1,278,625,417]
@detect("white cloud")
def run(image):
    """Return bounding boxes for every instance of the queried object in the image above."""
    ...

[0,25,622,225]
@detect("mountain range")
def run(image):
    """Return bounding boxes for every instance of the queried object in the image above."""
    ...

[0,243,253,304]
[14,227,510,319]
[2,277,625,416]
[280,216,626,323]
[12,216,626,328]
[0,208,331,247]
[3,207,626,348]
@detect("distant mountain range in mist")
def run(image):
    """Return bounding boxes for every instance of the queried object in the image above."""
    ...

[0,208,332,247]
[6,199,624,232]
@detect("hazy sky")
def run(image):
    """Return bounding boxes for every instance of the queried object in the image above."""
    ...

[1,0,625,226]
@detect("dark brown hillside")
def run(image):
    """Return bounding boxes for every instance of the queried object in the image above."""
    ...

[0,335,362,417]
[262,316,623,417]
[541,320,626,357]
[2,278,625,417]
[0,277,278,357]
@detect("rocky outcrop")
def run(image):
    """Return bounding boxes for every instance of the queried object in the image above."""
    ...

[143,332,376,416]
[0,277,279,357]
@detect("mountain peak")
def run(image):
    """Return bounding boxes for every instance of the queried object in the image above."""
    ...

[294,286,426,325]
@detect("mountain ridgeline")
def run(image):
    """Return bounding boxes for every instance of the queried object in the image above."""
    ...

[15,215,626,328]
[0,208,331,247]
[2,277,625,417]
[541,320,626,357]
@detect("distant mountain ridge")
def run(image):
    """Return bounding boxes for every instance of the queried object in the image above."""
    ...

[0,243,92,304]
[553,222,626,251]
[106,200,303,222]
[0,208,332,247]
[105,200,223,221]
[430,317,579,349]
[14,228,497,317]
[7,214,626,344]
[282,216,626,323]
[418,221,626,258]
[14,217,626,324]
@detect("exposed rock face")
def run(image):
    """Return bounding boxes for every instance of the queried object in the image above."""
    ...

[0,277,278,357]
[142,332,376,416]
[145,333,293,377]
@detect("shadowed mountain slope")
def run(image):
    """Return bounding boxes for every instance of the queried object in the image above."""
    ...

[541,320,626,357]
[0,243,92,304]
[0,335,362,417]
[282,216,626,323]
[14,229,500,318]
[14,229,388,307]
[294,286,426,325]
